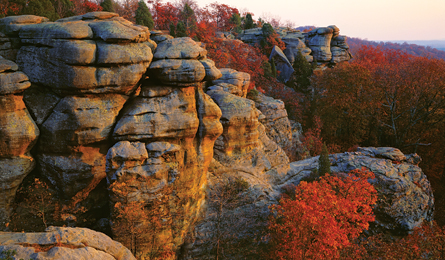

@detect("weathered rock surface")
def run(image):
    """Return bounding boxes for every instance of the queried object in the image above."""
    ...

[238,25,352,66]
[8,12,154,95]
[0,226,135,260]
[149,38,219,86]
[0,57,38,228]
[283,147,434,235]
[210,68,250,98]
[306,27,334,62]
[106,36,223,258]
[254,92,298,161]
[207,89,260,156]
[269,45,294,83]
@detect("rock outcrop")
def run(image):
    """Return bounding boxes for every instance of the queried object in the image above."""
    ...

[106,36,223,258]
[0,226,135,259]
[237,25,352,67]
[0,14,223,258]
[0,56,38,228]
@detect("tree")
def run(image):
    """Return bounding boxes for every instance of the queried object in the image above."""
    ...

[100,0,114,12]
[266,168,377,259]
[180,3,197,37]
[22,0,59,21]
[208,2,239,32]
[109,177,174,259]
[135,0,154,29]
[176,21,187,37]
[243,13,254,29]
[318,143,331,176]
[202,176,260,259]
[229,13,242,33]
[286,49,315,94]
[152,0,179,30]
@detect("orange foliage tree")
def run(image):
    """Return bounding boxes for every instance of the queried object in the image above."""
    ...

[266,168,377,259]
[109,177,174,259]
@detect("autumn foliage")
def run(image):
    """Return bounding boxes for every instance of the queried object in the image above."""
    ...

[266,168,377,259]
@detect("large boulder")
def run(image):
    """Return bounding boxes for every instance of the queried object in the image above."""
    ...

[0,226,135,260]
[269,45,294,83]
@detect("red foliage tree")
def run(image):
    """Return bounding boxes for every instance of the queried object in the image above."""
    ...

[266,168,377,259]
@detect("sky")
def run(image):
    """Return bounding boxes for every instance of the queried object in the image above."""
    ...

[193,0,445,42]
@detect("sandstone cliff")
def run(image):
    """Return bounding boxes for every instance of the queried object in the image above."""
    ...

[0,12,435,260]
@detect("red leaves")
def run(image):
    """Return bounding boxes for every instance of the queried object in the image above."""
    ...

[267,168,377,259]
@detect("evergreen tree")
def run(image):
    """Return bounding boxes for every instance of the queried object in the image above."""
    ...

[176,21,187,37]
[318,143,331,176]
[169,22,176,37]
[22,0,59,21]
[244,13,254,29]
[287,49,314,94]
[270,57,277,78]
[100,0,114,12]
[135,0,154,30]
[180,3,197,36]
[229,13,242,33]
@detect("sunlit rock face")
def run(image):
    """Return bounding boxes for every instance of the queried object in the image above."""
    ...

[0,56,38,228]
[107,36,223,258]
[0,12,156,228]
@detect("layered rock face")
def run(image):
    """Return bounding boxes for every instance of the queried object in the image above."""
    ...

[0,14,223,257]
[284,147,434,235]
[306,25,352,64]
[237,25,352,68]
[0,226,135,260]
[107,37,223,257]
[187,69,292,259]
[0,56,38,228]
[0,12,155,228]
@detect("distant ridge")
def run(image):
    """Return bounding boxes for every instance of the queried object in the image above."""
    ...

[347,37,445,60]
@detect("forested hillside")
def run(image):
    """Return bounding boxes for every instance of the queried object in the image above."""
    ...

[347,37,445,60]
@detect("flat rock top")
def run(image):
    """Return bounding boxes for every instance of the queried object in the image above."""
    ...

[0,15,49,25]
[153,37,207,60]
[1,12,150,42]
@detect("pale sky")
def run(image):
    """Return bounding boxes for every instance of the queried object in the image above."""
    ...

[193,0,445,41]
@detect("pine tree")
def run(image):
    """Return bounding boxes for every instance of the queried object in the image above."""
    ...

[176,21,187,37]
[318,143,331,176]
[22,0,59,21]
[287,49,314,94]
[229,13,242,33]
[270,57,277,78]
[169,23,176,37]
[100,0,114,12]
[135,0,154,30]
[180,3,197,36]
[244,13,254,29]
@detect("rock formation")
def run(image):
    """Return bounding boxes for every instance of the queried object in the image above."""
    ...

[0,56,38,228]
[0,13,434,260]
[237,25,352,69]
[0,226,135,259]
